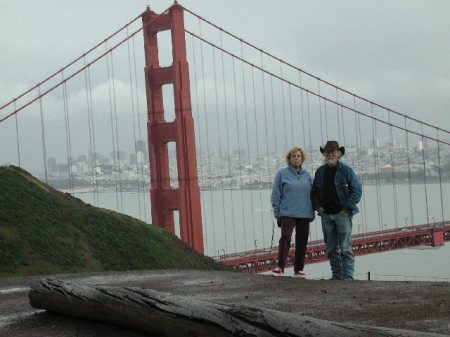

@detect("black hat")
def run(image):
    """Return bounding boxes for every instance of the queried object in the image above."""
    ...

[320,140,345,156]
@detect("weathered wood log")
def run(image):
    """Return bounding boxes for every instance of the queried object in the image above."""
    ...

[29,278,444,337]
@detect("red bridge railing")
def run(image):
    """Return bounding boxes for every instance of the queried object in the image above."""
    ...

[215,222,450,273]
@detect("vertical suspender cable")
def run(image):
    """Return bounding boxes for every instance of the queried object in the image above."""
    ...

[404,117,414,227]
[355,97,367,232]
[89,67,99,205]
[251,66,266,248]
[268,68,281,248]
[261,52,272,248]
[269,77,279,168]
[190,33,207,252]
[388,110,399,228]
[105,44,120,212]
[269,73,281,247]
[221,31,237,253]
[374,106,384,229]
[420,124,430,225]
[240,42,257,250]
[298,72,307,151]
[370,104,383,229]
[61,78,73,193]
[198,23,217,255]
[354,109,366,233]
[84,58,99,206]
[335,89,341,142]
[126,27,142,221]
[306,92,313,175]
[232,57,247,252]
[38,87,48,184]
[132,36,148,223]
[298,73,315,239]
[14,101,22,167]
[341,105,346,146]
[83,61,95,202]
[358,109,368,232]
[288,84,294,145]
[306,91,319,239]
[317,82,323,145]
[212,46,228,254]
[109,50,124,213]
[436,129,445,223]
[279,64,288,149]
[323,95,329,140]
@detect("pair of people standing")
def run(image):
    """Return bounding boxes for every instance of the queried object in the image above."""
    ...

[271,141,362,280]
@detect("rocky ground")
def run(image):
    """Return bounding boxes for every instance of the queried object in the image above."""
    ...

[1,270,449,336]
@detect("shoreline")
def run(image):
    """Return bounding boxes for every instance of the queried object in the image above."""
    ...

[60,179,450,194]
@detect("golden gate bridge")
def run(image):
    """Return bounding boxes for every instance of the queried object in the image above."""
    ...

[1,3,449,273]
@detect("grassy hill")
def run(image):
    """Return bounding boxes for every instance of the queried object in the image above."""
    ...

[0,165,230,277]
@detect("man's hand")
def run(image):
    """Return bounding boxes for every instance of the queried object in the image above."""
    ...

[340,208,351,216]
[317,207,324,216]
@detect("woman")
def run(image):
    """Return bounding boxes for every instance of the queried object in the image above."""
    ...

[271,146,314,277]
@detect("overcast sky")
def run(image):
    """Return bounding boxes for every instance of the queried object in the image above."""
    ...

[1,0,450,172]
[1,0,449,128]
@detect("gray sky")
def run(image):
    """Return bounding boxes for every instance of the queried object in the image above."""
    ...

[1,0,450,171]
[1,0,449,127]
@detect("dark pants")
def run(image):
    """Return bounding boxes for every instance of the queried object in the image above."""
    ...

[277,217,310,272]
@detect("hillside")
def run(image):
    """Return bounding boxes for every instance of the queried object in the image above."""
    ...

[0,165,229,277]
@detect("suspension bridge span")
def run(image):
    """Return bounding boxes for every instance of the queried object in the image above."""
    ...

[1,4,449,272]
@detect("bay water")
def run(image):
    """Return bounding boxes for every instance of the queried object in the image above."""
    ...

[74,182,450,281]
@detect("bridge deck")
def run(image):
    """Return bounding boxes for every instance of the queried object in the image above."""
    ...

[216,223,450,273]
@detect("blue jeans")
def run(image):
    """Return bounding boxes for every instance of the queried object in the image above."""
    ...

[321,213,354,280]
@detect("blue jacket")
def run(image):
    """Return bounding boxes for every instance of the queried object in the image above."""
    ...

[271,166,314,220]
[312,161,362,215]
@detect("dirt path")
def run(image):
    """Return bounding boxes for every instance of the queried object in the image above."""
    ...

[1,270,449,336]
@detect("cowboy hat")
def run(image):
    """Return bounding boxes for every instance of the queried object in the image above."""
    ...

[320,140,345,156]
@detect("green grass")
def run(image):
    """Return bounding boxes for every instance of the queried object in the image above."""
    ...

[0,165,231,277]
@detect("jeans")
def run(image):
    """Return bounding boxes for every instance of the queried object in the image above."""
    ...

[321,213,354,280]
[277,217,310,272]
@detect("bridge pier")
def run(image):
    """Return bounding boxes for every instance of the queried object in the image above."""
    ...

[431,228,444,246]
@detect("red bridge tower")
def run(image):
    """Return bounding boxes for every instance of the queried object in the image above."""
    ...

[142,4,204,253]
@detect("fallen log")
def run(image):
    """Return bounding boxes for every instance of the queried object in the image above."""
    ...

[29,278,444,337]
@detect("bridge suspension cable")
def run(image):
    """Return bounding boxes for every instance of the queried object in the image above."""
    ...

[185,29,450,148]
[62,77,74,193]
[184,6,449,257]
[83,57,99,206]
[126,27,143,221]
[14,101,21,167]
[0,14,143,114]
[182,5,450,140]
[0,7,172,124]
[38,86,48,184]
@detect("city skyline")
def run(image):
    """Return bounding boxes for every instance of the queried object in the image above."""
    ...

[40,136,450,193]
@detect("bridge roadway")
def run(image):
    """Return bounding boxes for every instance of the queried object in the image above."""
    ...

[216,222,450,273]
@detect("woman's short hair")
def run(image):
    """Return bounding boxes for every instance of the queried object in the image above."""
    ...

[285,147,306,165]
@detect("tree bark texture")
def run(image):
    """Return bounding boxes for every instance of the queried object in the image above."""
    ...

[29,278,444,337]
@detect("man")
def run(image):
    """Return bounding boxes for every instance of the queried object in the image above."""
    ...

[312,141,362,280]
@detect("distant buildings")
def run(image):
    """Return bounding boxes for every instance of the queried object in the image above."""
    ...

[44,139,450,192]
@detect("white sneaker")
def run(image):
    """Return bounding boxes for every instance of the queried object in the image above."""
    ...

[292,271,306,278]
[271,267,284,277]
